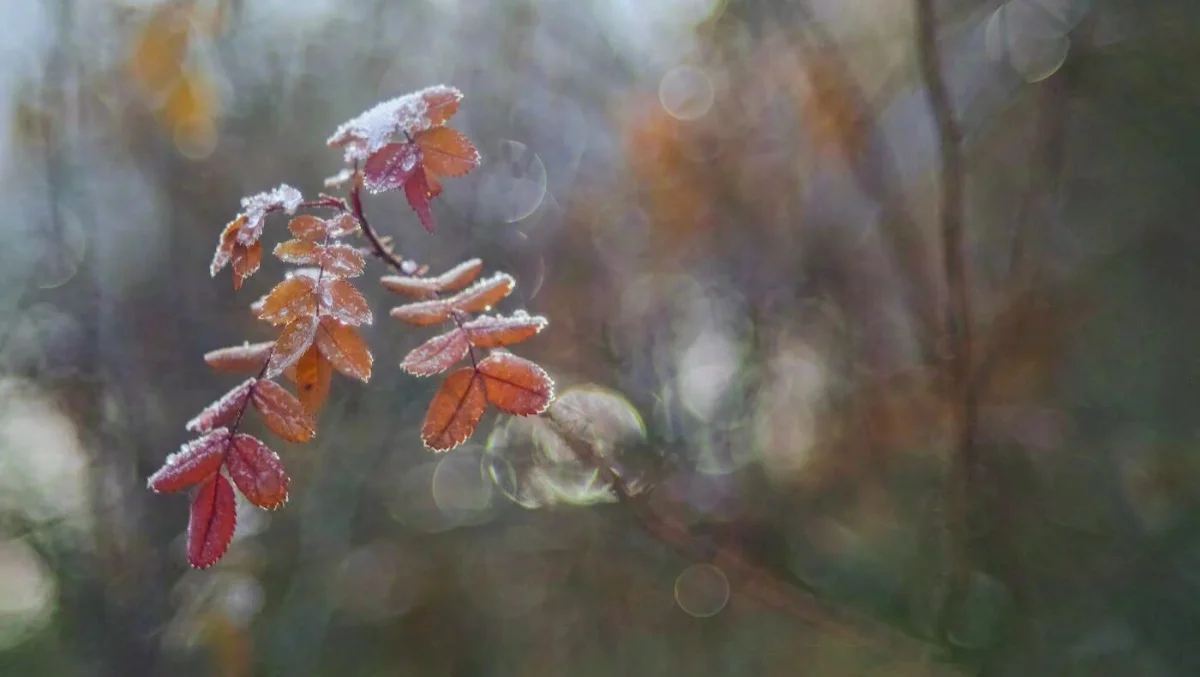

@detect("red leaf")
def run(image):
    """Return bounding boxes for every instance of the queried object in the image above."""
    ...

[186,378,255,433]
[415,126,480,178]
[380,258,483,299]
[274,239,319,264]
[251,379,317,443]
[204,341,274,372]
[315,317,373,382]
[259,276,317,326]
[225,434,290,510]
[389,299,451,326]
[421,367,487,452]
[265,314,319,379]
[322,278,373,326]
[319,244,366,278]
[450,273,515,313]
[231,241,262,290]
[147,428,231,493]
[401,328,469,376]
[463,312,548,348]
[188,474,237,569]
[363,142,423,194]
[290,345,332,415]
[477,352,554,415]
[404,165,437,233]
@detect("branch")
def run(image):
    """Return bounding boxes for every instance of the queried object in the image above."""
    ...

[543,410,960,674]
[348,178,407,275]
[913,0,977,637]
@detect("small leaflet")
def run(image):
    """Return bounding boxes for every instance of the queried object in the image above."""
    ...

[327,85,463,162]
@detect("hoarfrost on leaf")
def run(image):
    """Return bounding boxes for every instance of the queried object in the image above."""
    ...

[236,184,304,245]
[327,85,463,163]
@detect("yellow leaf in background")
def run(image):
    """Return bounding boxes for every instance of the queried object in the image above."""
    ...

[126,1,191,97]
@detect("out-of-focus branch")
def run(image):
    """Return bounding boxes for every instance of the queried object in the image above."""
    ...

[912,0,977,639]
[543,410,963,676]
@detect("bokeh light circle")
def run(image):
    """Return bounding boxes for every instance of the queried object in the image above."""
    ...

[674,563,730,617]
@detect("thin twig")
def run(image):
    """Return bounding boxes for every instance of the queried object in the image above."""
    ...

[913,0,977,637]
[542,410,958,673]
[348,179,407,274]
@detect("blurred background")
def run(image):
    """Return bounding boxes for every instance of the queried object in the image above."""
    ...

[3,0,1200,675]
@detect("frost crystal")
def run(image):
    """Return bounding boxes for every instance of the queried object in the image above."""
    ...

[327,85,463,163]
[234,184,304,245]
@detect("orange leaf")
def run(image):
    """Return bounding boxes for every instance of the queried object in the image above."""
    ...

[225,433,289,510]
[291,345,332,415]
[265,314,318,378]
[415,126,481,178]
[319,244,366,278]
[423,87,462,126]
[288,214,327,241]
[274,239,319,264]
[315,317,373,382]
[188,474,237,569]
[400,328,469,377]
[322,278,373,326]
[186,378,255,433]
[380,258,483,299]
[251,379,317,443]
[259,276,317,326]
[421,367,487,452]
[231,241,262,290]
[450,273,515,313]
[210,215,245,276]
[463,312,548,348]
[477,353,553,415]
[204,341,274,372]
[325,213,358,239]
[147,428,231,493]
[389,299,451,326]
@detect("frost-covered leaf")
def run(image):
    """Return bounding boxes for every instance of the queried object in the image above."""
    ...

[327,85,464,163]
[238,184,303,244]
[186,378,255,433]
[265,315,319,379]
[401,328,469,377]
[380,258,482,299]
[315,317,372,382]
[288,214,326,241]
[147,428,231,493]
[259,276,317,326]
[225,434,289,510]
[290,345,332,415]
[319,244,366,278]
[251,379,317,443]
[422,367,487,452]
[204,341,274,372]
[210,215,245,277]
[404,165,437,233]
[324,213,358,239]
[362,142,423,194]
[188,474,237,569]
[415,126,480,178]
[322,278,372,326]
[231,241,262,290]
[389,298,451,326]
[463,312,547,348]
[478,353,554,415]
[450,273,515,313]
[274,239,319,264]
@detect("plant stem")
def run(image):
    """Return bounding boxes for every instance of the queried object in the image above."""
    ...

[913,0,977,637]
